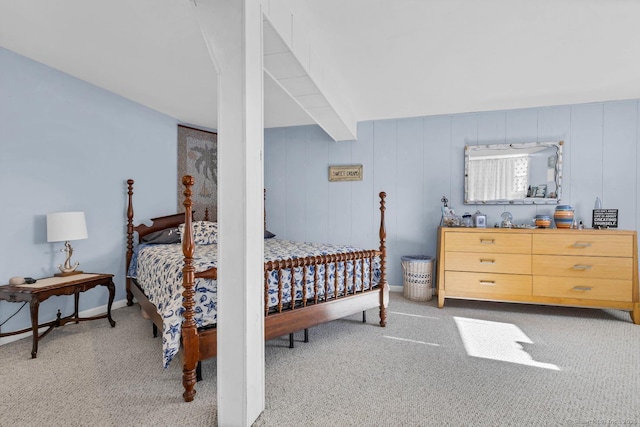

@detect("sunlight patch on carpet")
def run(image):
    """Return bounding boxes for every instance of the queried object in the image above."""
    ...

[388,311,440,320]
[383,335,440,346]
[454,316,560,370]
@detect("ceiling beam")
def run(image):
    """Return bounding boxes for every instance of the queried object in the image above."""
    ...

[262,14,356,141]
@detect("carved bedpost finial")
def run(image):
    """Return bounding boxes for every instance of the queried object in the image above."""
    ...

[183,175,195,196]
[182,175,195,258]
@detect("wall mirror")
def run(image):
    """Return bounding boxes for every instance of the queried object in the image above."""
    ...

[464,141,563,205]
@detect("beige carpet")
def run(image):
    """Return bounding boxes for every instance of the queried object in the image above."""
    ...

[1,293,639,426]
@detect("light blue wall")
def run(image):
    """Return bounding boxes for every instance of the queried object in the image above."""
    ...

[265,101,640,287]
[0,47,178,337]
[3,44,638,336]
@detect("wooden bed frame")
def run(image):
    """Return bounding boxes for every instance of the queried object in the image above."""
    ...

[125,176,389,402]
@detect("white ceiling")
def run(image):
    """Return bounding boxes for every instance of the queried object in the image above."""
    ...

[2,1,640,138]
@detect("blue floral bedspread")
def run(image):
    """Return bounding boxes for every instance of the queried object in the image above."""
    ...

[128,239,381,368]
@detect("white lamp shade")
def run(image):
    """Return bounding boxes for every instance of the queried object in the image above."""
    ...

[47,211,88,242]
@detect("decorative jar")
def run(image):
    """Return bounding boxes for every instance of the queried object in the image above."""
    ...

[554,205,574,229]
[534,214,552,228]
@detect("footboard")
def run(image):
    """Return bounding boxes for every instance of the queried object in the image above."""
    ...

[179,176,387,402]
[264,249,382,315]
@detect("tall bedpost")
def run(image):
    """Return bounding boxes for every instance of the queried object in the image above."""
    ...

[378,191,388,327]
[181,175,199,402]
[126,179,135,306]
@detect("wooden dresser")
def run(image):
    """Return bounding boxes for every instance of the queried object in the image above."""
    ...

[436,227,640,324]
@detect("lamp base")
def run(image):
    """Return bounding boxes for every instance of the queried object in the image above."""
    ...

[56,241,81,277]
[54,270,83,277]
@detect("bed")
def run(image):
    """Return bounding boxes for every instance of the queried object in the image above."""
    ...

[125,176,389,402]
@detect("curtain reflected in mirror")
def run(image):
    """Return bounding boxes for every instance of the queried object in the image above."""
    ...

[464,141,563,205]
[467,155,528,201]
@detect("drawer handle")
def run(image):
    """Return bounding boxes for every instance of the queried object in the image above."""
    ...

[572,286,592,291]
[479,280,496,286]
[572,242,592,248]
[572,264,592,270]
[480,259,496,264]
[480,239,495,244]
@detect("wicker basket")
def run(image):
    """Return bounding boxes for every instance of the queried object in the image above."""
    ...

[401,255,434,302]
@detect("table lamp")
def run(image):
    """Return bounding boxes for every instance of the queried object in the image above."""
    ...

[46,211,88,276]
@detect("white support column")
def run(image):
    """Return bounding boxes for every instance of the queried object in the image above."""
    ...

[192,1,265,425]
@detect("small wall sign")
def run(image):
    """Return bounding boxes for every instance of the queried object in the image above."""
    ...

[328,165,363,182]
[592,209,618,229]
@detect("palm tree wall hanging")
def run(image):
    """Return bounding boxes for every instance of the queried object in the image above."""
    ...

[177,125,218,221]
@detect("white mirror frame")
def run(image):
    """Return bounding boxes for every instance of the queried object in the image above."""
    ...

[464,141,563,205]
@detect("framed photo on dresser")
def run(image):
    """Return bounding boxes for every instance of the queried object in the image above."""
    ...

[475,214,487,228]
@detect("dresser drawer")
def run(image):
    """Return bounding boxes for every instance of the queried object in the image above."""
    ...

[445,271,532,296]
[532,234,632,257]
[533,276,632,302]
[445,232,531,254]
[532,255,632,280]
[446,252,531,275]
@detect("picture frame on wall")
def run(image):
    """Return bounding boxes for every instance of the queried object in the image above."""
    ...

[177,125,218,221]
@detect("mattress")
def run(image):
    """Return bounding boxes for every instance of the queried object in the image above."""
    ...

[128,239,380,367]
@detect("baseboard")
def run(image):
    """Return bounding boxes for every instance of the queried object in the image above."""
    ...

[392,285,437,296]
[0,299,129,347]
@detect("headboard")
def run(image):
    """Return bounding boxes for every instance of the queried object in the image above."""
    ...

[126,179,268,254]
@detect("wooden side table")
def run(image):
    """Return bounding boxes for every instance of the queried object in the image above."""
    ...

[0,273,116,357]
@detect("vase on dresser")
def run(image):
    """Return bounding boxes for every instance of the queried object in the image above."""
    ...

[554,205,574,229]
